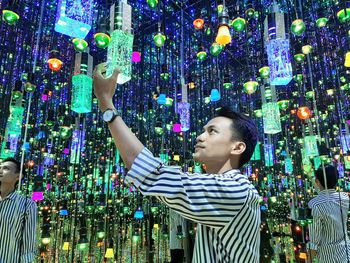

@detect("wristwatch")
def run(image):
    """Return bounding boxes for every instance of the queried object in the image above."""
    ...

[102,108,120,123]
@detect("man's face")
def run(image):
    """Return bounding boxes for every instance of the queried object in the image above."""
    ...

[193,117,240,164]
[0,161,19,185]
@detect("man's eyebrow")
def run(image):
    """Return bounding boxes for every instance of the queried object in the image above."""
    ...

[203,125,219,131]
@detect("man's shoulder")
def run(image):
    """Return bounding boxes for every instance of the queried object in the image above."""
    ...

[13,193,37,209]
[308,195,329,209]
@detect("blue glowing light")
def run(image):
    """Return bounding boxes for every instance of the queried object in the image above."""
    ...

[266,39,293,85]
[54,0,93,39]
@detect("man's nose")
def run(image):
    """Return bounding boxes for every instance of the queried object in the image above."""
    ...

[196,132,205,143]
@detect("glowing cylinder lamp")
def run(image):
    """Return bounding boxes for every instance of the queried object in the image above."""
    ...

[32,191,44,201]
[194,163,202,173]
[251,142,261,161]
[132,51,141,62]
[345,51,350,67]
[345,156,350,170]
[157,94,166,105]
[72,75,92,113]
[106,29,134,84]
[210,89,221,102]
[70,130,85,164]
[62,242,70,251]
[304,135,319,157]
[177,102,190,131]
[262,102,282,134]
[7,106,24,135]
[105,248,114,258]
[2,9,20,25]
[264,143,274,167]
[266,39,293,85]
[340,134,350,153]
[54,0,93,38]
[159,153,169,164]
[72,52,93,113]
[8,135,20,153]
[285,157,293,174]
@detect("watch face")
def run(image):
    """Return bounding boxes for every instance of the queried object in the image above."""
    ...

[103,110,113,122]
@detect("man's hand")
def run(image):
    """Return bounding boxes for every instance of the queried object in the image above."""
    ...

[93,63,120,112]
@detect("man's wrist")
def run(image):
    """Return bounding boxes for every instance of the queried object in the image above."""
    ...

[99,101,115,112]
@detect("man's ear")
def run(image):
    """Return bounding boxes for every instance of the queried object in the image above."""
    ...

[230,141,246,156]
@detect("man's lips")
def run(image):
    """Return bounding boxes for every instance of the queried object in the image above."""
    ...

[195,145,205,149]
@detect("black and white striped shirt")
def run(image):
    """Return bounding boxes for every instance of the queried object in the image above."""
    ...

[126,148,261,263]
[0,191,37,263]
[308,189,350,263]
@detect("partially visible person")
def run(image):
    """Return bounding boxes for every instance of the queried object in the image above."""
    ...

[0,158,37,263]
[169,209,186,263]
[308,165,350,263]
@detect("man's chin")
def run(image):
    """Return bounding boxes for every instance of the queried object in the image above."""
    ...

[193,153,203,163]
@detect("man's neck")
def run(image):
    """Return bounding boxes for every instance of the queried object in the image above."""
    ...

[0,184,15,200]
[206,160,238,174]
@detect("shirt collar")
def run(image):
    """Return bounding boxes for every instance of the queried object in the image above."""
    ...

[0,191,17,201]
[319,189,336,195]
[222,169,241,175]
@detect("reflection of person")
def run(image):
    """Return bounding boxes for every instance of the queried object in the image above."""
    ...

[169,209,186,263]
[308,165,350,263]
[0,158,37,263]
[93,65,261,262]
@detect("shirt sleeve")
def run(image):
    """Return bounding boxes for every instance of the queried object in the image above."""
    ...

[125,147,250,228]
[21,201,37,263]
[308,205,322,250]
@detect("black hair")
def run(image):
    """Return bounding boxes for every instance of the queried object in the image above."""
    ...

[315,165,338,189]
[2,157,26,178]
[216,106,258,167]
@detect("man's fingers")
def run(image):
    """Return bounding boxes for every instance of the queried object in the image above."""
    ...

[110,68,120,82]
[93,63,107,79]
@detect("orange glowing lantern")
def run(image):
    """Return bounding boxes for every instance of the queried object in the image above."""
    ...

[297,106,312,120]
[48,50,63,72]
[193,18,204,29]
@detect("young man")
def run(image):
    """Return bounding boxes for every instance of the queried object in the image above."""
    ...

[93,65,261,262]
[0,158,37,263]
[308,165,350,263]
